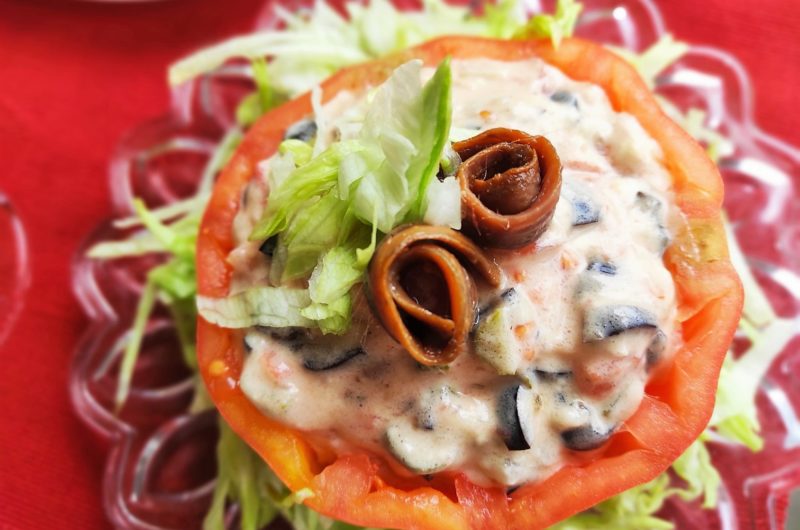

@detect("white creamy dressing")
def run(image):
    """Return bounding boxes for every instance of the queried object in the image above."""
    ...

[228,58,680,487]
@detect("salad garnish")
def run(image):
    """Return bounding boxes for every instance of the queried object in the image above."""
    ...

[86,1,788,528]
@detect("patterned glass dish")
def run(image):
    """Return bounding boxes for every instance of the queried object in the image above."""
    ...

[0,192,29,348]
[70,0,800,528]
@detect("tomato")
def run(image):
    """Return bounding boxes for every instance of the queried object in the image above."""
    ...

[196,37,743,530]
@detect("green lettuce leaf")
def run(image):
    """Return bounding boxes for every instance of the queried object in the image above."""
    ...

[611,35,689,88]
[114,276,157,412]
[168,0,577,98]
[517,0,583,47]
[300,246,365,334]
[204,421,280,530]
[197,287,313,328]
[250,140,363,241]
[275,190,358,282]
[239,59,452,334]
[342,58,453,231]
[671,439,721,509]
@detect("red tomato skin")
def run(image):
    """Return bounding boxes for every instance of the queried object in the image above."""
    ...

[196,37,743,530]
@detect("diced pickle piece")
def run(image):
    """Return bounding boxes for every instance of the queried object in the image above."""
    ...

[473,288,535,375]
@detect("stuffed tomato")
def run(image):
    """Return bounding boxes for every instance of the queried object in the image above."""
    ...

[196,36,743,530]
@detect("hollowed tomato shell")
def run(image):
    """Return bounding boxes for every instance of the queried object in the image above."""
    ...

[196,36,743,530]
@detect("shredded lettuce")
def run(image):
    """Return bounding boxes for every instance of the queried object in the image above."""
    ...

[271,189,367,283]
[671,439,721,508]
[518,0,582,47]
[250,140,363,241]
[197,287,314,328]
[612,35,689,88]
[344,58,453,230]
[724,214,776,327]
[114,278,157,411]
[205,421,377,530]
[232,59,453,334]
[299,246,365,333]
[168,0,580,98]
[204,421,280,530]
[89,198,203,409]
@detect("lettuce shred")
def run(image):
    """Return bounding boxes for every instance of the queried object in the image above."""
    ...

[518,0,582,47]
[168,0,581,94]
[87,1,789,528]
[204,421,375,530]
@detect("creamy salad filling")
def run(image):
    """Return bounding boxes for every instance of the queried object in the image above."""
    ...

[227,58,679,487]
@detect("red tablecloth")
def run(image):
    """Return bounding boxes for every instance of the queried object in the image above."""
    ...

[1,0,798,528]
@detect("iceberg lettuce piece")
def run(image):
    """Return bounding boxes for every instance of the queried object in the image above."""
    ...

[197,287,313,328]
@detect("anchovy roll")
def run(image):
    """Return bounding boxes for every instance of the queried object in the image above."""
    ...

[368,225,502,366]
[454,128,562,248]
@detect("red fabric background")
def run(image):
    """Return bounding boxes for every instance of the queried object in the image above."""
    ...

[0,0,798,529]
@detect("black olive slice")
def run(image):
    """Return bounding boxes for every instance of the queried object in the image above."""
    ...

[302,347,364,371]
[417,406,436,431]
[474,287,517,328]
[550,90,579,109]
[646,329,668,370]
[283,118,318,142]
[258,235,278,257]
[497,385,530,451]
[533,369,573,381]
[586,261,617,275]
[561,424,612,451]
[583,305,658,342]
[564,184,600,226]
[572,199,600,225]
[635,191,670,252]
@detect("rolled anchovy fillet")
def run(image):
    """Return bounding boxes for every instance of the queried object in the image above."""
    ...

[561,423,613,451]
[368,224,502,366]
[583,305,658,342]
[454,128,562,248]
[283,118,317,142]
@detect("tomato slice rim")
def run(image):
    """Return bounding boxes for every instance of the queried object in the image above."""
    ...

[196,36,743,530]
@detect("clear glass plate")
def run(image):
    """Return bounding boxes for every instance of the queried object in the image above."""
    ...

[70,0,800,528]
[0,191,30,348]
